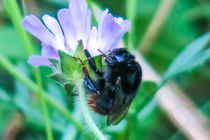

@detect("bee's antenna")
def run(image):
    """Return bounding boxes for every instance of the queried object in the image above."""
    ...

[97,49,106,56]
[98,49,114,64]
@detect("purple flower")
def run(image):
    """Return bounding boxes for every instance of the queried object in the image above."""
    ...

[22,0,130,67]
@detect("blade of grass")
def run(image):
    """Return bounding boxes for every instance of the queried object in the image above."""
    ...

[125,0,138,138]
[0,53,94,140]
[21,0,27,16]
[126,0,137,50]
[2,0,53,139]
[3,0,33,55]
[138,0,176,54]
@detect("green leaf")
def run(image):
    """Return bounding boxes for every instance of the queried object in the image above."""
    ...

[170,130,187,140]
[162,33,210,84]
[130,81,158,115]
[178,49,210,72]
[201,101,210,117]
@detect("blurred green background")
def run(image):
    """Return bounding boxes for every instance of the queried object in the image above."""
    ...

[0,0,209,140]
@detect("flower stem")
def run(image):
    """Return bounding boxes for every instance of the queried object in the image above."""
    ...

[78,82,106,140]
[0,53,94,140]
[2,0,53,139]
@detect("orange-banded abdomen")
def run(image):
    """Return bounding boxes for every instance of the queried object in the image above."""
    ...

[88,94,113,115]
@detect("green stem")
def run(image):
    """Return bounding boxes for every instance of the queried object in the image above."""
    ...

[34,67,53,140]
[40,93,53,140]
[36,69,53,140]
[126,0,137,51]
[78,83,106,140]
[2,0,33,55]
[21,0,27,16]
[0,53,94,140]
[2,0,53,139]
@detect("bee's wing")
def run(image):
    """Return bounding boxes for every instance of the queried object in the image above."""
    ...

[107,94,134,125]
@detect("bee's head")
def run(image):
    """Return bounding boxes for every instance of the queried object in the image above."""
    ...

[108,48,135,64]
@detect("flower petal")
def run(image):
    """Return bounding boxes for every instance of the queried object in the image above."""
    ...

[96,10,131,54]
[97,12,121,52]
[28,55,51,66]
[41,43,59,60]
[58,0,91,52]
[87,27,98,56]
[83,9,91,46]
[69,0,88,40]
[42,15,66,52]
[58,9,77,51]
[106,19,131,50]
[97,9,109,38]
[22,15,55,45]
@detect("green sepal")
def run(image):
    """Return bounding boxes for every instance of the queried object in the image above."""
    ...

[49,73,69,85]
[49,59,59,68]
[58,49,103,79]
[58,50,82,79]
[64,83,77,96]
[49,73,78,96]
[73,42,86,60]
[56,50,104,96]
[49,59,60,73]
[73,42,103,78]
[93,55,103,70]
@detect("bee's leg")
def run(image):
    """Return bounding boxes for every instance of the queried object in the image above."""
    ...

[79,41,104,77]
[74,57,100,94]
[82,46,106,91]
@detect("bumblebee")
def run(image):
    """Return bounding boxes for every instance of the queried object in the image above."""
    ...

[76,43,142,125]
